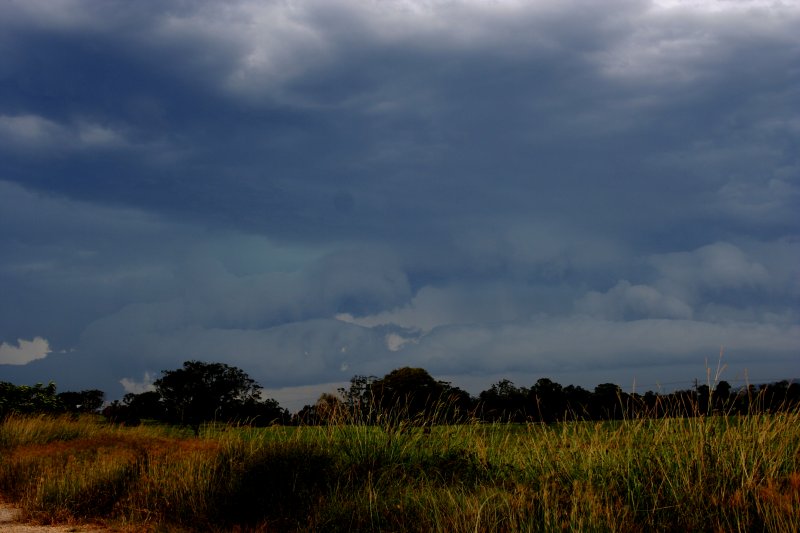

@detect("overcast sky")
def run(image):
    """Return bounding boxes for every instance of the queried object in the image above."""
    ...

[1,0,798,411]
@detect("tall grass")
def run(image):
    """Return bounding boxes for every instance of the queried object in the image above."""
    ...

[1,400,798,532]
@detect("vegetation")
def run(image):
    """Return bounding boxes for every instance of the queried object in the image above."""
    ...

[1,394,798,532]
[101,361,289,430]
[6,361,797,428]
[0,381,63,418]
[1,362,799,531]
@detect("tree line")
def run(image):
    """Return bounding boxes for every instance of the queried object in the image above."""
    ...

[2,361,799,430]
[297,367,800,425]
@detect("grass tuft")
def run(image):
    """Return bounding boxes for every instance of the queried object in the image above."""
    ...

[1,396,798,532]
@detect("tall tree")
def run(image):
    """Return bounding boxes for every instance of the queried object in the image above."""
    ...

[338,374,378,420]
[369,367,445,422]
[478,379,529,422]
[529,378,565,423]
[591,383,626,420]
[154,360,263,432]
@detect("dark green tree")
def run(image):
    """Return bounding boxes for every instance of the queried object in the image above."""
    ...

[477,379,529,422]
[696,384,711,415]
[369,367,445,422]
[529,378,565,423]
[563,384,592,419]
[713,381,732,411]
[154,360,264,432]
[0,381,63,418]
[58,389,105,413]
[591,383,626,420]
[438,383,474,422]
[338,374,378,419]
[123,390,166,420]
[238,397,288,426]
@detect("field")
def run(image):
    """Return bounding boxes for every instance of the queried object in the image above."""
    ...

[0,408,798,532]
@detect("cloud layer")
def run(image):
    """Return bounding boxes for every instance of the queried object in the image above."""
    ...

[1,0,797,410]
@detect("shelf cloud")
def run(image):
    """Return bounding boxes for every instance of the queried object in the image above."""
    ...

[1,0,797,410]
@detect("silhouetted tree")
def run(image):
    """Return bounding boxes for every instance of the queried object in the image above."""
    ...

[369,367,445,423]
[697,384,711,415]
[638,390,664,417]
[338,374,378,420]
[788,382,800,408]
[154,360,265,433]
[438,383,475,422]
[315,393,344,424]
[562,384,592,420]
[713,381,732,412]
[478,379,529,422]
[591,383,626,420]
[124,391,165,420]
[529,378,565,423]
[292,403,319,425]
[294,393,345,426]
[58,389,105,413]
[239,397,289,426]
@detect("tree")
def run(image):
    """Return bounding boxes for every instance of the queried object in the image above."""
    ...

[238,397,288,426]
[696,384,711,415]
[714,380,732,404]
[293,393,345,426]
[591,383,626,420]
[338,374,378,419]
[369,367,445,422]
[477,379,529,422]
[562,384,592,420]
[154,360,264,432]
[529,378,565,423]
[315,393,344,424]
[438,384,474,422]
[58,389,105,413]
[124,391,166,420]
[0,381,63,418]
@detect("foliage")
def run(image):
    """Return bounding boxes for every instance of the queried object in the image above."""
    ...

[369,367,445,422]
[1,396,799,532]
[57,389,105,413]
[0,381,62,419]
[152,360,288,431]
[155,360,262,425]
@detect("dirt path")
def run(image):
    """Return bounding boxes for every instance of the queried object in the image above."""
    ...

[0,503,110,533]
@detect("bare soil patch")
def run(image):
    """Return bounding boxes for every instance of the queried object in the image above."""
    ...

[0,503,110,533]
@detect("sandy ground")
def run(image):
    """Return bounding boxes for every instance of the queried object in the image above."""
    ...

[0,503,110,533]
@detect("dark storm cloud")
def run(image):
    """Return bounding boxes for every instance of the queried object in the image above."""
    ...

[1,1,798,407]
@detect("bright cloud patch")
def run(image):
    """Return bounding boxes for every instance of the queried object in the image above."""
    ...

[386,332,419,352]
[576,281,694,320]
[119,372,157,394]
[0,337,51,365]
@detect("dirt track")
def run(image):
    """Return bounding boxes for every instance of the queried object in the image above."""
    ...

[0,503,109,532]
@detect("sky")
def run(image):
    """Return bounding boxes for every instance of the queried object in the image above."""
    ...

[1,0,798,412]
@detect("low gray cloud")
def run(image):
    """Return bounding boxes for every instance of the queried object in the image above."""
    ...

[1,0,797,407]
[575,281,694,321]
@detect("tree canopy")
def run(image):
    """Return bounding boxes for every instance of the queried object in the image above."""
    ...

[5,361,799,427]
[57,389,105,413]
[154,360,266,429]
[0,381,61,418]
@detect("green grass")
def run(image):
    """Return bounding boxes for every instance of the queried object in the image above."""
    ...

[0,408,798,532]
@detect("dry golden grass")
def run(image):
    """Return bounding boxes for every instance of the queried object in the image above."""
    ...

[0,404,798,532]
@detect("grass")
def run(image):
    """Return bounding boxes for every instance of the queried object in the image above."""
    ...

[0,405,798,532]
